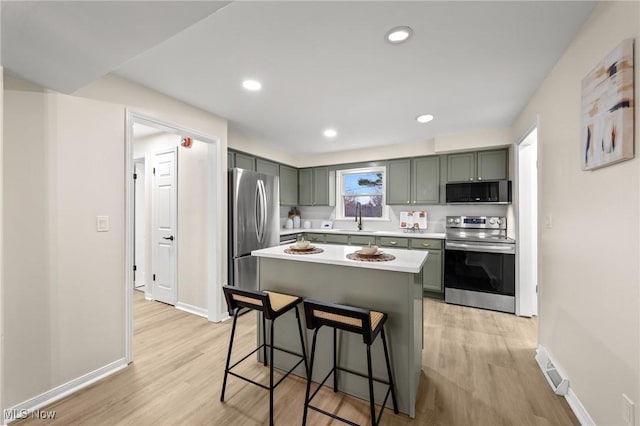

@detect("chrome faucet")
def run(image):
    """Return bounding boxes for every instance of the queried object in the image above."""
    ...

[355,202,363,231]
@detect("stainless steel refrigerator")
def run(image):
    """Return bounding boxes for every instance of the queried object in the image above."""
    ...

[228,168,280,291]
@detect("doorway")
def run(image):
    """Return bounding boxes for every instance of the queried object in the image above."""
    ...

[517,127,539,317]
[125,111,224,363]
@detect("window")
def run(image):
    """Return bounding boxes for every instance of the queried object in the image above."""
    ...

[335,166,388,220]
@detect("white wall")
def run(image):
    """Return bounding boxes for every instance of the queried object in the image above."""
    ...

[134,132,209,310]
[511,2,639,424]
[73,74,229,315]
[3,83,125,407]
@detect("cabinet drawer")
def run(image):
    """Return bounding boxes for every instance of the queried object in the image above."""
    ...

[306,233,325,243]
[410,239,443,250]
[349,235,378,246]
[325,234,349,244]
[378,237,409,248]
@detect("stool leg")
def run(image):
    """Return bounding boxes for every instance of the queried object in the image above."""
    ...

[302,328,319,426]
[333,327,339,392]
[366,344,376,424]
[381,327,399,414]
[263,313,268,366]
[220,308,239,402]
[295,306,309,377]
[269,319,275,426]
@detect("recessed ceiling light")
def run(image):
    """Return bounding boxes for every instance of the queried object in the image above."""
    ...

[242,80,262,91]
[386,26,413,44]
[416,114,434,123]
[323,129,337,138]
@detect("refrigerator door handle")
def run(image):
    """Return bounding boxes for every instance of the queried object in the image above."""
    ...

[258,179,267,243]
[255,179,267,243]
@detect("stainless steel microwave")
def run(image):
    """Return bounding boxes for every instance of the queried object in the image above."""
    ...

[446,180,512,204]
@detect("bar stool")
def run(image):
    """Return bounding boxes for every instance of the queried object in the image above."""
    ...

[220,285,308,426]
[302,299,398,426]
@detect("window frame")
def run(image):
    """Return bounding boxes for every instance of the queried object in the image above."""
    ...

[335,166,389,221]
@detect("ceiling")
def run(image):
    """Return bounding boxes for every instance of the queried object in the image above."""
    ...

[2,1,596,155]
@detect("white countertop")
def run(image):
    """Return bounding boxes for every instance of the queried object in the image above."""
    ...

[252,243,429,273]
[280,228,445,239]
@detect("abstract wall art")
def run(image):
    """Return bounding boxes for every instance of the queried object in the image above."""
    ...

[581,38,635,170]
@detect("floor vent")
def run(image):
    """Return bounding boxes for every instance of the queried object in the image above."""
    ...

[535,346,569,395]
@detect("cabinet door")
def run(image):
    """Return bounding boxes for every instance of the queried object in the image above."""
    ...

[477,149,508,181]
[422,249,443,293]
[279,165,298,206]
[411,156,440,204]
[349,235,377,246]
[256,158,279,176]
[227,152,235,169]
[325,234,349,245]
[313,167,329,205]
[447,152,476,182]
[306,233,325,243]
[235,153,255,171]
[387,159,411,205]
[298,168,313,206]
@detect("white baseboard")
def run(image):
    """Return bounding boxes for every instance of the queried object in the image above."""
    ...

[536,345,594,426]
[176,302,208,318]
[565,388,596,426]
[3,358,127,424]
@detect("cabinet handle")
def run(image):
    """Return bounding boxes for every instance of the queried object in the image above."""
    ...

[422,243,430,247]
[413,201,416,204]
[389,241,398,246]
[406,200,410,204]
[478,177,482,180]
[469,177,474,181]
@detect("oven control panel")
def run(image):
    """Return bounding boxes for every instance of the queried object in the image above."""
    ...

[446,216,506,229]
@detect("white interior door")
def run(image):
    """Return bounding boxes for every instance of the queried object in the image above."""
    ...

[152,148,178,305]
[134,159,146,290]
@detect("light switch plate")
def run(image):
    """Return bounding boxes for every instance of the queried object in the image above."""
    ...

[97,216,110,232]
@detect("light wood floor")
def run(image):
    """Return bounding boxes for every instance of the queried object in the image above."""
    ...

[18,292,579,425]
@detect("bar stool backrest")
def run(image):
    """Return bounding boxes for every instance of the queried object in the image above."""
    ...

[303,299,384,345]
[223,285,276,319]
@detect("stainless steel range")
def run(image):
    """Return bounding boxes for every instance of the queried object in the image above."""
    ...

[444,216,516,313]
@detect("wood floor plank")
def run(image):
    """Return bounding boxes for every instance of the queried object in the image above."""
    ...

[16,293,579,425]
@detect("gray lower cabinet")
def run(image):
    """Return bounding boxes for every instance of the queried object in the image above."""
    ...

[235,152,256,171]
[378,236,409,248]
[256,158,279,176]
[447,149,508,182]
[349,235,377,246]
[279,165,298,206]
[325,234,349,244]
[410,238,443,294]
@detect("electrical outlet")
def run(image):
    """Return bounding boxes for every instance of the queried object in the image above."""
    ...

[623,394,635,426]
[544,214,553,229]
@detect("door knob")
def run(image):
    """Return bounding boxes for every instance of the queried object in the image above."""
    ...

[163,236,175,241]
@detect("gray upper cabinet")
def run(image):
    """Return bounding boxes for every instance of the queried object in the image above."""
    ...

[227,152,235,169]
[313,167,330,205]
[388,157,440,205]
[447,152,476,182]
[256,158,279,176]
[299,167,331,206]
[298,168,313,206]
[279,165,298,206]
[477,149,508,181]
[235,152,256,171]
[447,149,508,182]
[411,156,440,205]
[387,159,411,205]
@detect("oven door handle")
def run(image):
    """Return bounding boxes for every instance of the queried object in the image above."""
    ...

[445,241,515,254]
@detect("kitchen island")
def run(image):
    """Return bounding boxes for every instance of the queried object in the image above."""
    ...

[252,243,428,418]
